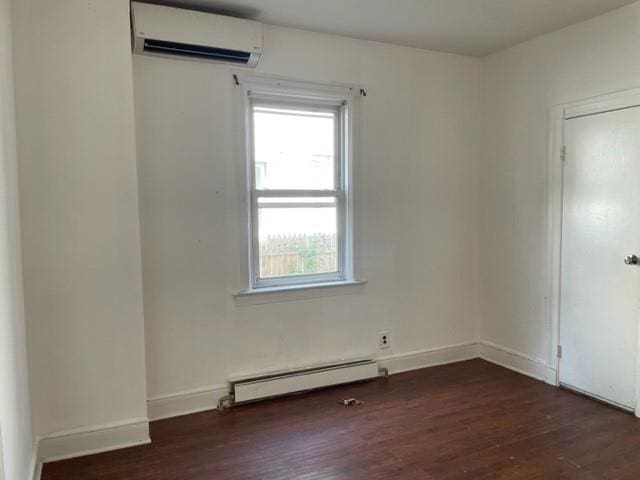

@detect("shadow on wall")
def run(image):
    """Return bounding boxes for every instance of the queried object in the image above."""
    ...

[139,0,261,19]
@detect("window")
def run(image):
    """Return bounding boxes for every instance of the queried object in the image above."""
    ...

[243,79,355,290]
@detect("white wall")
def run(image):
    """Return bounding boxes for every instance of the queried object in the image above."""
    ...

[480,2,640,365]
[0,0,35,478]
[133,25,483,400]
[11,0,149,438]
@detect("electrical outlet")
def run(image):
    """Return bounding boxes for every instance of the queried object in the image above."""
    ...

[379,331,390,350]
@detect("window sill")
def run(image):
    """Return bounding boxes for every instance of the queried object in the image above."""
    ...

[232,280,367,307]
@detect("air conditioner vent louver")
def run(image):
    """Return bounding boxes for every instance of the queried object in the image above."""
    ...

[143,39,252,64]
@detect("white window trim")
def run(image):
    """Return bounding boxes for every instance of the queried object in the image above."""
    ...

[234,74,360,292]
[232,279,368,307]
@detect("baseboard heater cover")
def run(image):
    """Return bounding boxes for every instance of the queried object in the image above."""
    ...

[228,359,381,405]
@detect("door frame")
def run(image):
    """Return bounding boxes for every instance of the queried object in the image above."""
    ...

[547,87,640,417]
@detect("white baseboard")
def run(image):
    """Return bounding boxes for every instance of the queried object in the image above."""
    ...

[147,385,229,421]
[146,344,478,421]
[26,338,563,470]
[37,418,150,464]
[31,342,559,467]
[378,342,479,375]
[478,340,557,385]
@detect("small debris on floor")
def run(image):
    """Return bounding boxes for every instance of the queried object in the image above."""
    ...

[340,398,363,406]
[558,457,582,469]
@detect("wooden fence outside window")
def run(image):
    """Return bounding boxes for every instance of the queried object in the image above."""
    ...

[259,233,337,278]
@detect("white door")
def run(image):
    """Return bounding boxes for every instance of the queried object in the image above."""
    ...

[560,106,640,412]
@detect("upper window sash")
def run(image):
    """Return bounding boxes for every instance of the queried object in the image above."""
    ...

[250,99,344,193]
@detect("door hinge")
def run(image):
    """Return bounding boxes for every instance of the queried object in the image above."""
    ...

[557,345,563,359]
[560,145,567,162]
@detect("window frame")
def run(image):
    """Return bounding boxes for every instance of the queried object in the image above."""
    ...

[240,77,356,291]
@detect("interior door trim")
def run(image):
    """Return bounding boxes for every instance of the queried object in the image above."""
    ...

[564,89,640,120]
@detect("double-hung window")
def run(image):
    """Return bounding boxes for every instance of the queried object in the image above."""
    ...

[243,78,356,290]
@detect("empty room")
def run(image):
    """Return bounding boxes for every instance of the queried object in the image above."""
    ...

[3,0,640,479]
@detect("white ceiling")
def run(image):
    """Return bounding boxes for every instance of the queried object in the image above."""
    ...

[151,0,637,56]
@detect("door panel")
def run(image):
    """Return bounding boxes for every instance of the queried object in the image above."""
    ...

[560,107,640,411]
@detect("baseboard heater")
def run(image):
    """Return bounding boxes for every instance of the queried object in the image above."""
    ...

[220,359,382,408]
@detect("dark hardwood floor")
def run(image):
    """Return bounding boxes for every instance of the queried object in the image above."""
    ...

[42,359,640,479]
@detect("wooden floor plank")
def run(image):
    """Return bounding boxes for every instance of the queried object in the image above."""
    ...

[41,359,640,479]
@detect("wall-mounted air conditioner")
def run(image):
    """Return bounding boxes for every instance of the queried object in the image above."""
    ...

[131,2,263,67]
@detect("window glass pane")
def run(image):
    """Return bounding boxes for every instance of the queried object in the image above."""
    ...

[253,105,336,190]
[258,205,338,278]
